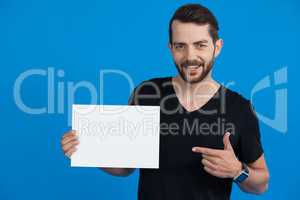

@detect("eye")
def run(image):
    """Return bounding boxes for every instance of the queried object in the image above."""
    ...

[195,43,207,49]
[174,44,185,50]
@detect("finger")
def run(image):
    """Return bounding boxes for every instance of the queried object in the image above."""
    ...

[62,130,77,139]
[61,134,78,146]
[223,132,234,151]
[202,158,218,171]
[203,154,233,170]
[202,154,220,166]
[203,166,227,178]
[62,140,79,152]
[192,147,223,157]
[65,147,77,158]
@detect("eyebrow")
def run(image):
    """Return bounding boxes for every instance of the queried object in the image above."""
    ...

[172,42,186,46]
[173,40,208,45]
[193,40,208,44]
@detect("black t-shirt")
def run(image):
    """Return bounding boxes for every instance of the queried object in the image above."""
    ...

[128,77,263,200]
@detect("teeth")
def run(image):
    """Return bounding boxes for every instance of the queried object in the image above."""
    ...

[187,65,199,69]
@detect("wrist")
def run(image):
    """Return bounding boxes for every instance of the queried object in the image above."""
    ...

[233,162,250,184]
[232,161,243,178]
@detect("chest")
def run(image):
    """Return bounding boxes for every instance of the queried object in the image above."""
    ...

[158,111,241,169]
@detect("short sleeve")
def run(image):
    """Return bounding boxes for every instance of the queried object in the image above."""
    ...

[127,80,161,106]
[128,87,137,105]
[238,100,264,164]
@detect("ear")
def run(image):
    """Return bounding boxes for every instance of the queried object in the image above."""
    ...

[214,39,223,58]
[168,42,172,50]
[168,42,175,55]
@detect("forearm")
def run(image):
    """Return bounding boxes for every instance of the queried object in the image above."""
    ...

[100,167,135,177]
[237,166,270,194]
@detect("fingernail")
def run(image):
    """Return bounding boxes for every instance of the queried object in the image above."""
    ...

[192,147,197,152]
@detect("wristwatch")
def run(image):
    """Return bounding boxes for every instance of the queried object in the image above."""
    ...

[233,162,249,184]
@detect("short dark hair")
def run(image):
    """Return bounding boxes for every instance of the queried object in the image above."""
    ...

[169,4,219,44]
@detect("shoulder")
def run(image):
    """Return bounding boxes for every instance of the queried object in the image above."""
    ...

[222,86,258,120]
[137,76,171,87]
[222,86,252,109]
[134,76,171,94]
[129,76,171,105]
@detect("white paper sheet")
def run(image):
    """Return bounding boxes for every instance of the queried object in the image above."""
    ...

[71,104,160,169]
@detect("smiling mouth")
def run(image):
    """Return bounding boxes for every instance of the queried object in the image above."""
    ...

[183,65,202,70]
[187,65,200,69]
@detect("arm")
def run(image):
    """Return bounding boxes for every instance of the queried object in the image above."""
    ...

[192,132,270,195]
[100,168,136,177]
[237,154,270,194]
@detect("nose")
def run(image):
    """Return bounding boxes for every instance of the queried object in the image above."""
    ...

[186,46,198,61]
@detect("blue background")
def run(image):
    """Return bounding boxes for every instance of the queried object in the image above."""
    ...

[0,0,299,199]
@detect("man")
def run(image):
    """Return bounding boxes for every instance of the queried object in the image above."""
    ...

[61,3,269,200]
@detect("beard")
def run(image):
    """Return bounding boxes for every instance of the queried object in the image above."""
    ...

[175,56,215,84]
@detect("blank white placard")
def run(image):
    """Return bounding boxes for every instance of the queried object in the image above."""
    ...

[71,104,160,169]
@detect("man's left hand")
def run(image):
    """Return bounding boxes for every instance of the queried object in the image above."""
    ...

[192,132,242,179]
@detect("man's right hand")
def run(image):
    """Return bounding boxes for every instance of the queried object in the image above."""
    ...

[60,129,135,177]
[61,130,79,158]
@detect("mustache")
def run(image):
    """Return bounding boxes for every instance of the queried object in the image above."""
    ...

[181,60,204,68]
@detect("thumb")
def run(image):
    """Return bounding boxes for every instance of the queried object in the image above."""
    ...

[223,132,233,151]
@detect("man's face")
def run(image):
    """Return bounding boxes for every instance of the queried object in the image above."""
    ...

[169,20,222,84]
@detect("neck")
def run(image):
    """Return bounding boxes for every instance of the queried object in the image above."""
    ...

[173,71,220,96]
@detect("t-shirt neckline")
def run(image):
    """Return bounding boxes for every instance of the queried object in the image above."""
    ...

[167,76,222,114]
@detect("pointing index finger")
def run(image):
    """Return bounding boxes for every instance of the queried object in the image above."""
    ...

[192,147,223,157]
